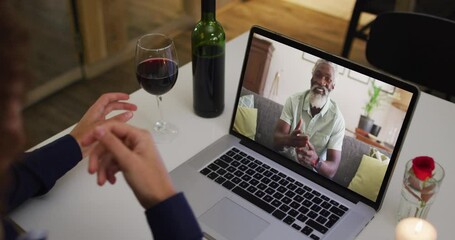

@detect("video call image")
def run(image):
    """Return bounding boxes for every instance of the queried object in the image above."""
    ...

[233,34,413,201]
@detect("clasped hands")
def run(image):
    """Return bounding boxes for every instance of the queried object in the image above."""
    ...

[70,92,176,209]
[289,119,318,168]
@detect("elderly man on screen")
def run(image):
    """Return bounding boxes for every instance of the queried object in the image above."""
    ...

[273,59,345,179]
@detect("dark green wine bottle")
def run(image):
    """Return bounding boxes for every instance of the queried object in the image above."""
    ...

[191,0,225,118]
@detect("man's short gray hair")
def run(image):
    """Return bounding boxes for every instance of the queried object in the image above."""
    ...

[312,59,338,84]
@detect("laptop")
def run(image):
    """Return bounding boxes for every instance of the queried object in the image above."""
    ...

[170,26,420,240]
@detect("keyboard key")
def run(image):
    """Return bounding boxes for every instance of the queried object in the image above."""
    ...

[288,209,299,217]
[272,192,283,200]
[293,195,304,203]
[283,216,295,225]
[306,219,328,234]
[255,190,265,198]
[248,162,258,169]
[241,175,251,181]
[224,173,234,180]
[320,209,330,217]
[277,186,287,193]
[303,186,313,192]
[269,182,279,189]
[329,206,346,217]
[297,214,308,223]
[247,186,257,193]
[220,155,233,162]
[249,179,259,186]
[316,216,327,225]
[207,163,219,171]
[279,204,290,212]
[246,169,255,175]
[339,204,349,212]
[278,179,289,186]
[311,205,321,213]
[272,209,286,220]
[285,190,296,198]
[207,172,219,180]
[263,195,273,203]
[200,168,211,175]
[298,206,309,214]
[265,188,275,195]
[271,200,282,208]
[239,181,249,189]
[290,201,301,210]
[216,168,227,176]
[282,197,292,205]
[257,183,267,190]
[263,170,273,177]
[222,181,235,190]
[308,211,318,219]
[301,226,313,236]
[232,177,241,184]
[232,187,275,213]
[215,176,226,184]
[256,166,266,173]
[292,224,302,231]
[310,234,320,240]
[312,190,321,196]
[287,183,297,191]
[295,187,305,195]
[312,197,323,205]
[214,159,228,168]
[234,170,243,177]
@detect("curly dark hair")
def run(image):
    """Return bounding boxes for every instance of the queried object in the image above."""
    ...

[0,0,31,215]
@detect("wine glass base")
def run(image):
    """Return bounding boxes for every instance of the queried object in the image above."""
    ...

[152,121,178,143]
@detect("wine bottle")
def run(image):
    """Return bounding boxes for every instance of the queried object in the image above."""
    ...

[191,0,225,118]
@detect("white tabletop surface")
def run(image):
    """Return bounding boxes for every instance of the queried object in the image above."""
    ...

[10,32,454,240]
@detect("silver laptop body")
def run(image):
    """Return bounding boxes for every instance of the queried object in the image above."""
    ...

[170,26,420,240]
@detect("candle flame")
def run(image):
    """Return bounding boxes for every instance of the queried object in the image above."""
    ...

[414,220,424,233]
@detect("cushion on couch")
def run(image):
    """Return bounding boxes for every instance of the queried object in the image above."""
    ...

[348,154,388,202]
[241,88,283,149]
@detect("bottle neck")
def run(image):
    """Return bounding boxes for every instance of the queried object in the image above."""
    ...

[201,0,216,21]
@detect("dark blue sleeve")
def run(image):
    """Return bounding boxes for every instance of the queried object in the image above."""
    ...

[145,192,203,240]
[5,134,83,212]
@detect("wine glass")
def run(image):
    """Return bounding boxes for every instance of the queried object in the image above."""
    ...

[135,33,179,143]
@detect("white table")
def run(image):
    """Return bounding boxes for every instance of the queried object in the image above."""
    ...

[10,32,454,240]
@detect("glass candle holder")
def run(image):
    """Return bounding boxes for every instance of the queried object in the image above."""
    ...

[397,157,445,222]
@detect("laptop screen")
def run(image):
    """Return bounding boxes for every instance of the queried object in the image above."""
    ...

[230,26,419,209]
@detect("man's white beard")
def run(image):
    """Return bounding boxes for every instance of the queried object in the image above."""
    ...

[309,88,328,109]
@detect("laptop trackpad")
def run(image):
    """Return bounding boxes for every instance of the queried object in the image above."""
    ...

[200,197,269,240]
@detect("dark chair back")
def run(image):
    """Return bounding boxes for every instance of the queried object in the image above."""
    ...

[366,12,455,99]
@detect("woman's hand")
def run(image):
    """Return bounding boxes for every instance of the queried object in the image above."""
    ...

[70,92,137,157]
[82,122,176,209]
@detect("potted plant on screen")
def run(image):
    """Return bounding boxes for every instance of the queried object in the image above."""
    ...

[358,80,383,133]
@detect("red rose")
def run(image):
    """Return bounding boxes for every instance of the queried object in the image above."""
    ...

[412,156,435,181]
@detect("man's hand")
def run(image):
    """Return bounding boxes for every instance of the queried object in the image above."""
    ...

[287,118,309,148]
[81,122,176,209]
[70,92,137,157]
[296,140,318,167]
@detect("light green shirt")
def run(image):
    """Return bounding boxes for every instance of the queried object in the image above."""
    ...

[280,90,345,161]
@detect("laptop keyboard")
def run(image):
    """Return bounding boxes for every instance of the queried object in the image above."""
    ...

[199,147,349,240]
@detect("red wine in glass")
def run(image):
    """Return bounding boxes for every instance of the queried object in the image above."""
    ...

[136,58,179,96]
[135,33,179,143]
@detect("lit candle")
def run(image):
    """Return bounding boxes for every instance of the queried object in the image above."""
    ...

[395,217,437,240]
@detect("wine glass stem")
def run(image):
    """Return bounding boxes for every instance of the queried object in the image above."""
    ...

[155,95,165,131]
